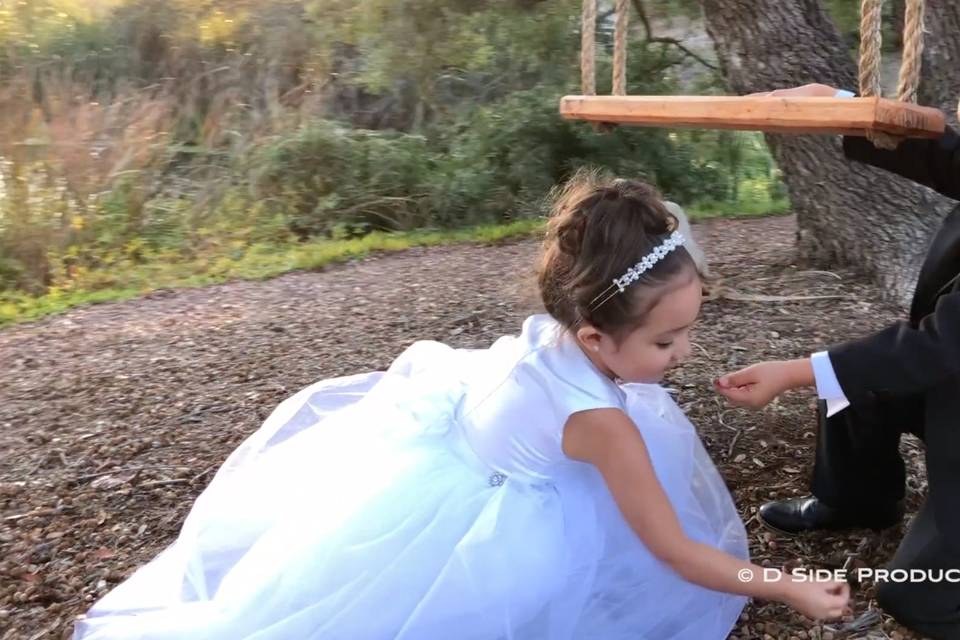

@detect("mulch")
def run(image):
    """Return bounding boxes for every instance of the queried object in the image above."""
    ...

[0,214,928,639]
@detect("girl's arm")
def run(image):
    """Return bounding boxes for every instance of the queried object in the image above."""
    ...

[561,408,849,619]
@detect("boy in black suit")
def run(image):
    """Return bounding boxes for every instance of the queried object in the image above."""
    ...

[717,83,960,639]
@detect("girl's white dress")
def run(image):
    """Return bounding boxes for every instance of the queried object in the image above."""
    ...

[74,314,748,640]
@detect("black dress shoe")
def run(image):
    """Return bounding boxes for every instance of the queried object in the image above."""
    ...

[759,496,904,535]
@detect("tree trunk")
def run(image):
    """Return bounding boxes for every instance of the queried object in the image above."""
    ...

[891,0,905,49]
[698,0,954,307]
[919,0,960,130]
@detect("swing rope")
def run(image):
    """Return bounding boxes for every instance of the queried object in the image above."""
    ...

[858,0,927,149]
[612,0,629,96]
[577,0,939,145]
[580,0,629,97]
[580,0,596,97]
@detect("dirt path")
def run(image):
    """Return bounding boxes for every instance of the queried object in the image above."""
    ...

[0,215,927,639]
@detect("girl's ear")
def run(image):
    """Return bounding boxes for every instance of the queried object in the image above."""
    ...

[576,324,603,352]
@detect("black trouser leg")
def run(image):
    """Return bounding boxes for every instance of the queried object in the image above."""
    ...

[875,498,960,640]
[809,394,924,515]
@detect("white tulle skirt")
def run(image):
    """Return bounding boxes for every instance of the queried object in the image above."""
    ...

[74,341,748,640]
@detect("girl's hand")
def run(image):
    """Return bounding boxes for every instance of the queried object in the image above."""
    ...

[747,83,839,98]
[714,361,801,409]
[782,578,852,621]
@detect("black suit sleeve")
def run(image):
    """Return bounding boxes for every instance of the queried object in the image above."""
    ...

[842,127,960,200]
[828,290,960,398]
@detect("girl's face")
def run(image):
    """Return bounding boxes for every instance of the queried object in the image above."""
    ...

[577,273,702,384]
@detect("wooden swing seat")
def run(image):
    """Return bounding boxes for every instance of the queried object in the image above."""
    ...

[559,95,946,138]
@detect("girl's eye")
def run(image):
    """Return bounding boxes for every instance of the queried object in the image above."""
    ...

[655,342,673,349]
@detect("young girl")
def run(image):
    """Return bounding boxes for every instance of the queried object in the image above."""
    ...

[74,172,849,640]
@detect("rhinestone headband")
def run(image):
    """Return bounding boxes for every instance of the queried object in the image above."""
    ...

[588,230,686,311]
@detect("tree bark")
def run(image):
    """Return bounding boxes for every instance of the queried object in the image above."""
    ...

[919,0,960,129]
[699,0,954,307]
[891,0,905,49]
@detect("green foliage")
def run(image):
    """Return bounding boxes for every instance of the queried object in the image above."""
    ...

[0,0,793,324]
[822,0,861,42]
[0,218,544,326]
[251,124,439,235]
[823,0,905,50]
[240,84,787,235]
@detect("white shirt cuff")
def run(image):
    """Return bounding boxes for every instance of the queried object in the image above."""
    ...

[810,351,850,417]
[834,89,856,98]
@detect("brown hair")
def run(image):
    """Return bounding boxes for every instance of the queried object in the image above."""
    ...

[537,169,698,339]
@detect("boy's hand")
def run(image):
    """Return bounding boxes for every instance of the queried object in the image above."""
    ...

[746,83,839,98]
[714,360,810,409]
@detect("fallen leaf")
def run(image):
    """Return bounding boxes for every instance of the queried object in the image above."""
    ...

[90,472,136,491]
[93,548,115,560]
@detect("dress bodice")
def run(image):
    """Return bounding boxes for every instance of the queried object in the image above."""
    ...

[456,315,626,481]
